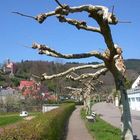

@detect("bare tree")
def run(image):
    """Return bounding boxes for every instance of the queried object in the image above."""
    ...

[39,63,107,115]
[65,76,102,115]
[15,1,133,139]
[66,72,104,115]
[67,74,103,115]
[65,86,82,101]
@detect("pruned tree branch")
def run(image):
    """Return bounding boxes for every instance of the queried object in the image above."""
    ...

[111,5,115,15]
[66,68,108,81]
[32,43,105,60]
[56,15,101,33]
[14,5,118,25]
[32,74,41,80]
[13,11,56,23]
[54,0,64,8]
[34,5,118,24]
[83,79,96,91]
[14,4,119,57]
[41,63,105,80]
[118,21,131,24]
[12,12,36,20]
[67,72,103,91]
[65,86,82,91]
[83,79,103,89]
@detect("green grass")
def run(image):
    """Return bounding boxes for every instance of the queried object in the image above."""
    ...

[0,112,41,127]
[81,108,121,140]
[0,115,22,126]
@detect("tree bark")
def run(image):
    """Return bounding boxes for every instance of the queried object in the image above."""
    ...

[114,73,133,140]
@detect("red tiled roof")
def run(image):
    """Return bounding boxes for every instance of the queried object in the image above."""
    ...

[19,80,35,89]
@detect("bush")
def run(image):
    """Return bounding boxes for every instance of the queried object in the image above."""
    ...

[0,103,75,140]
[61,99,83,105]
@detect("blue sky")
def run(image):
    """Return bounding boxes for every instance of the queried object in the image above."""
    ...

[0,0,140,63]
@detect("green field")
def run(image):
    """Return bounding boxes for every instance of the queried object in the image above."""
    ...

[0,112,41,127]
[0,115,22,127]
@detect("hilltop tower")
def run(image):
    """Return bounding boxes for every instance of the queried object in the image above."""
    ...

[3,59,16,77]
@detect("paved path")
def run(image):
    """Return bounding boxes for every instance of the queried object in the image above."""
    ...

[66,106,93,140]
[93,102,140,140]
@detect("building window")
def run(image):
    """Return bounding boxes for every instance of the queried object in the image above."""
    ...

[128,98,131,102]
[136,97,140,102]
[131,98,135,102]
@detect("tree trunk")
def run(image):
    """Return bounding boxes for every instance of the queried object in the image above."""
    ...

[115,74,133,140]
[83,98,86,110]
[86,94,91,115]
[85,85,92,115]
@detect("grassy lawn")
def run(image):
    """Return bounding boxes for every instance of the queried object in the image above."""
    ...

[0,112,41,127]
[0,115,22,127]
[81,108,121,140]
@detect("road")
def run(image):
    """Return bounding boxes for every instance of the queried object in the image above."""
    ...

[93,102,140,140]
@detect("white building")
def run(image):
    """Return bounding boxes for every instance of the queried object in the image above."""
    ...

[42,104,59,113]
[127,75,140,111]
[131,75,140,89]
[127,88,140,111]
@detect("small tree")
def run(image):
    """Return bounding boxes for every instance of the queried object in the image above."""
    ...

[15,1,133,139]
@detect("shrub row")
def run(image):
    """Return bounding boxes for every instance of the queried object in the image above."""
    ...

[61,99,83,105]
[0,103,75,140]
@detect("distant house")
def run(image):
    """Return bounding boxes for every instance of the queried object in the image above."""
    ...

[127,75,140,111]
[19,80,40,97]
[3,59,16,76]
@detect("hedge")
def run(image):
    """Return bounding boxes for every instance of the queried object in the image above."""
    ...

[61,99,83,105]
[0,103,75,140]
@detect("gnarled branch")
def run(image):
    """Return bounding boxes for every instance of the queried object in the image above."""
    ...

[34,5,118,24]
[65,86,82,92]
[56,15,101,33]
[32,43,105,60]
[66,68,108,81]
[13,5,118,25]
[13,4,118,57]
[41,63,105,80]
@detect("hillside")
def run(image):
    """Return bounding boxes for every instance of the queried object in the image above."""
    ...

[0,59,140,92]
[125,59,140,73]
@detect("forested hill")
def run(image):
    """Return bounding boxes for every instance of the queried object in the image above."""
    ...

[15,59,140,77]
[0,59,140,89]
[15,59,139,88]
[124,59,140,73]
